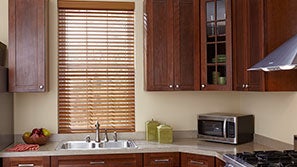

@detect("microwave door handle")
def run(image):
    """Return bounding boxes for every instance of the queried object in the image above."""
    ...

[223,119,227,139]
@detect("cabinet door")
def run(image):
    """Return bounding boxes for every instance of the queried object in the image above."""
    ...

[145,0,174,91]
[9,0,48,92]
[3,156,50,167]
[143,152,180,167]
[232,0,264,91]
[215,158,225,167]
[51,154,142,167]
[263,0,297,91]
[173,0,198,90]
[200,0,232,91]
[181,153,215,167]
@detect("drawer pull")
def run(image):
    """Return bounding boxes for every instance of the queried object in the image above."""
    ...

[190,160,204,165]
[154,159,170,163]
[18,164,34,167]
[90,161,105,165]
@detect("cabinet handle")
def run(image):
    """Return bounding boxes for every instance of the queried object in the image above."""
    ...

[169,84,173,88]
[154,159,170,163]
[175,84,179,88]
[18,164,34,167]
[90,161,105,165]
[201,84,206,88]
[39,85,44,89]
[190,160,204,165]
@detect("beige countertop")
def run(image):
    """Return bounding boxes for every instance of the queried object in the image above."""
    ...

[0,134,293,161]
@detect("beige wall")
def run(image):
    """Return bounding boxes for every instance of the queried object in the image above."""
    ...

[240,92,297,144]
[1,0,297,145]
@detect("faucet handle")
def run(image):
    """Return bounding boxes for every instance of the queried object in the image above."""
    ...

[85,135,91,143]
[113,131,118,142]
[104,129,109,142]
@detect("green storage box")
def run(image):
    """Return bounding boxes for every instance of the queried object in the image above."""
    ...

[145,119,160,141]
[157,124,173,144]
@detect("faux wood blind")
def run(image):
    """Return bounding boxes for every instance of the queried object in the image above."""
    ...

[58,1,135,133]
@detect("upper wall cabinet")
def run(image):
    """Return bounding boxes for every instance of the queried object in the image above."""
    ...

[200,0,232,91]
[144,0,199,91]
[233,0,297,91]
[232,0,265,91]
[9,0,48,92]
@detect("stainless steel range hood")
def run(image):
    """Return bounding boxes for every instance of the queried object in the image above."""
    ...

[248,34,297,71]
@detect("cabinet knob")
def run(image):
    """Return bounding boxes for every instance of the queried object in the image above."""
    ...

[39,85,44,89]
[169,84,173,88]
[242,84,245,88]
[245,84,249,88]
[175,84,179,88]
[201,84,206,88]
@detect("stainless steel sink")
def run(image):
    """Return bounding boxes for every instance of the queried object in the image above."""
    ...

[56,140,138,150]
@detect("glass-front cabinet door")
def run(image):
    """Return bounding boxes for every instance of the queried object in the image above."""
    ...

[200,0,232,90]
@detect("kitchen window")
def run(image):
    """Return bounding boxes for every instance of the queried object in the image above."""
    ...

[58,0,135,133]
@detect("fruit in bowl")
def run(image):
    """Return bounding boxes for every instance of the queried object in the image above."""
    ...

[22,128,51,145]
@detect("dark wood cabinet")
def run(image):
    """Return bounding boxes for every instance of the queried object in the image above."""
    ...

[232,0,297,91]
[232,0,265,91]
[200,0,232,91]
[3,156,50,167]
[181,153,215,167]
[215,158,225,167]
[144,0,198,91]
[9,0,48,92]
[51,154,143,167]
[143,152,180,167]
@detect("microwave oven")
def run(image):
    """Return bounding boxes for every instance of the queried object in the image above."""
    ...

[197,113,254,144]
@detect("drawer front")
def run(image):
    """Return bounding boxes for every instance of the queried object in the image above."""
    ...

[144,152,180,167]
[51,154,142,167]
[3,157,50,167]
[181,153,215,167]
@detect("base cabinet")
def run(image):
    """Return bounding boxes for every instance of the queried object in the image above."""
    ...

[2,153,224,167]
[215,158,225,167]
[3,156,50,167]
[181,153,215,167]
[143,152,180,167]
[51,154,142,167]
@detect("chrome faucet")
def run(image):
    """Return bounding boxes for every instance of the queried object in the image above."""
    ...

[95,121,100,142]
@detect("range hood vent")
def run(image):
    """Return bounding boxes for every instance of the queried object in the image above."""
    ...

[248,34,297,71]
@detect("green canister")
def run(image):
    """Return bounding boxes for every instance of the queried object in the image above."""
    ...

[145,119,160,141]
[157,124,173,144]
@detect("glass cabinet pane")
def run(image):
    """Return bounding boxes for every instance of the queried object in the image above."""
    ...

[217,65,226,85]
[205,0,227,85]
[216,0,226,20]
[206,2,215,21]
[217,21,225,35]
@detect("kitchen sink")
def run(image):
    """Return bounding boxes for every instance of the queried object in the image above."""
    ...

[56,140,138,150]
